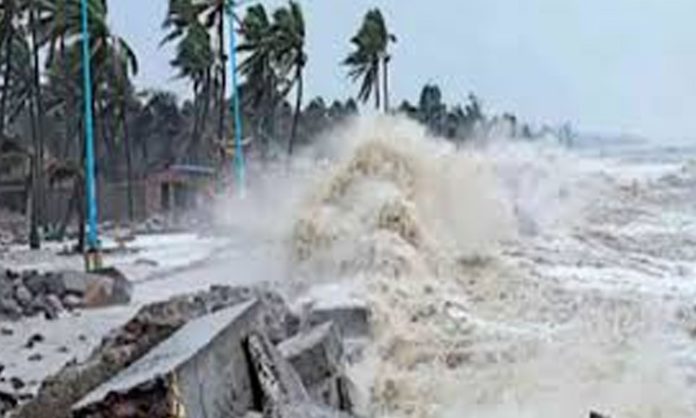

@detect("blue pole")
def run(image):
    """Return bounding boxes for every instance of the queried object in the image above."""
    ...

[80,0,98,249]
[227,2,246,196]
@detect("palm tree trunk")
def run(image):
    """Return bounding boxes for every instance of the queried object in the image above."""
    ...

[201,72,213,160]
[374,59,381,111]
[30,2,46,230]
[217,9,227,156]
[0,27,12,136]
[60,34,76,160]
[56,179,78,240]
[288,67,303,156]
[383,56,390,113]
[121,106,135,222]
[188,81,202,159]
[27,3,44,249]
[76,179,85,253]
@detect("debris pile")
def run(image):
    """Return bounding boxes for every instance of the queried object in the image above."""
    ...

[0,268,132,320]
[10,284,368,418]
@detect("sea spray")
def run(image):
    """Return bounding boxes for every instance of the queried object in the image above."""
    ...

[212,116,696,417]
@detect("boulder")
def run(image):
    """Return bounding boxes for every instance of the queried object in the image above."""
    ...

[83,268,132,308]
[61,294,83,310]
[14,285,33,308]
[56,271,92,295]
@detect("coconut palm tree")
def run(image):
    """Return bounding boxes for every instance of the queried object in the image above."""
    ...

[237,3,277,151]
[164,0,228,155]
[164,0,215,163]
[271,1,305,155]
[169,20,215,162]
[343,8,395,112]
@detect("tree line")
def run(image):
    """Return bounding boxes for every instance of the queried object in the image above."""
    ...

[0,1,543,249]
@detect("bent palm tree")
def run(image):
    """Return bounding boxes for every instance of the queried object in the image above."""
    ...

[343,8,395,112]
[272,1,306,155]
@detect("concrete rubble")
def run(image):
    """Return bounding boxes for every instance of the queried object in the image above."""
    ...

[0,268,132,321]
[5,283,368,418]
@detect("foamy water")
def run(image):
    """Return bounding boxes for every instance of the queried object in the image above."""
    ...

[217,117,696,417]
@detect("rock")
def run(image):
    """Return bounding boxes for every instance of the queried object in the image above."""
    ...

[0,297,22,320]
[0,326,14,336]
[590,412,610,418]
[24,333,44,349]
[56,271,92,295]
[0,363,4,375]
[83,268,132,308]
[28,353,43,362]
[31,294,62,320]
[10,377,25,390]
[24,272,65,297]
[62,294,83,310]
[14,285,33,308]
[57,346,69,354]
[0,390,19,417]
[45,294,64,314]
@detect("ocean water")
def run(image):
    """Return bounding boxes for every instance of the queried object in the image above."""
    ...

[282,119,696,418]
[211,117,696,417]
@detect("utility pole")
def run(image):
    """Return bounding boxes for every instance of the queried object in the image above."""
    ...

[80,0,101,270]
[227,0,246,197]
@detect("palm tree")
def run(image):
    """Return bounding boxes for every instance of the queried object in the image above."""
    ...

[343,8,395,112]
[272,1,306,155]
[164,0,228,156]
[237,4,276,153]
[164,0,215,163]
[169,21,215,162]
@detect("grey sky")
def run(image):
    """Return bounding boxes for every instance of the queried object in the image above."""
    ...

[110,0,696,140]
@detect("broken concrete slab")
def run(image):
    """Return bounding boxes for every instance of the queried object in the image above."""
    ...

[277,323,357,412]
[246,332,354,418]
[306,305,370,339]
[278,322,343,389]
[74,300,263,418]
[294,282,371,339]
[247,331,308,407]
[16,286,278,418]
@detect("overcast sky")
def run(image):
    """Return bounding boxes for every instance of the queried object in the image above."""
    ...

[110,0,696,141]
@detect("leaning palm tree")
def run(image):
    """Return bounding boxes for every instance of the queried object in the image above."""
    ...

[169,20,215,162]
[343,8,395,112]
[271,1,306,155]
[164,0,228,153]
[164,0,216,163]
